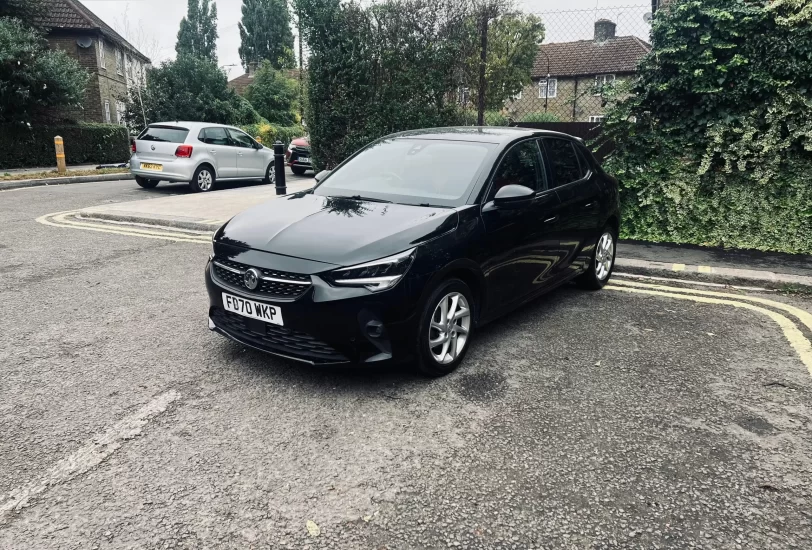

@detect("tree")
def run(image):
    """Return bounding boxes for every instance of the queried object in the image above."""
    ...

[239,0,296,70]
[176,0,218,62]
[244,60,298,125]
[0,18,89,123]
[0,0,45,23]
[122,56,259,131]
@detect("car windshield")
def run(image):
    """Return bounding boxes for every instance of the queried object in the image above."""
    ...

[313,138,495,207]
[138,126,189,143]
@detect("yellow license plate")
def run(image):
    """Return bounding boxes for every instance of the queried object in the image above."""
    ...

[141,163,163,171]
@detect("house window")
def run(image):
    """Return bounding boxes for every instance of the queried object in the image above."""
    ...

[104,100,111,123]
[538,78,557,99]
[116,101,126,125]
[98,39,105,69]
[512,91,522,101]
[116,49,124,75]
[588,115,605,123]
[593,74,616,95]
[457,86,470,106]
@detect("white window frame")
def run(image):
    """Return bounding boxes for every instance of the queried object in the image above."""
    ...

[512,90,522,101]
[593,74,616,95]
[538,78,557,99]
[588,115,605,123]
[98,38,105,69]
[104,100,111,123]
[116,100,126,125]
[116,48,124,76]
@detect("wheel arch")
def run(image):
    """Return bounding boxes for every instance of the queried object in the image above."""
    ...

[419,259,487,325]
[195,161,217,179]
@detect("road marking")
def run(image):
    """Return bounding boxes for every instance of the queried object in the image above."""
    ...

[0,390,180,518]
[698,265,713,274]
[614,272,774,293]
[36,211,212,244]
[606,285,812,376]
[672,263,686,272]
[611,279,812,333]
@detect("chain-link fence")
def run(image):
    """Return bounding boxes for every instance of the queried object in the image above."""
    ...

[465,3,653,127]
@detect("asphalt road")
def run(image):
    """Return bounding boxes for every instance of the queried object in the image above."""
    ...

[1,179,811,549]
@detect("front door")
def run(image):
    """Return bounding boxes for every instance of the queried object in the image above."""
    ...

[200,127,237,178]
[228,128,266,178]
[480,140,565,311]
[542,138,603,275]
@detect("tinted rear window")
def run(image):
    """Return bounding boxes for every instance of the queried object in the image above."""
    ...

[139,126,189,143]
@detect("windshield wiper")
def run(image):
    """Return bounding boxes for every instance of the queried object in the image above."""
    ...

[343,195,392,204]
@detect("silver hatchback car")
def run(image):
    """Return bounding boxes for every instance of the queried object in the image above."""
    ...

[130,121,276,192]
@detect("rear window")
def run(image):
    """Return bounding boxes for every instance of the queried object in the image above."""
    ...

[138,126,189,143]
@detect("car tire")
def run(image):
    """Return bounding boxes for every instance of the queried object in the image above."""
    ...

[576,225,617,290]
[291,165,307,176]
[264,162,276,186]
[135,176,159,189]
[189,165,216,193]
[415,278,475,377]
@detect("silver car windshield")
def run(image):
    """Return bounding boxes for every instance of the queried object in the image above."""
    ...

[314,138,495,207]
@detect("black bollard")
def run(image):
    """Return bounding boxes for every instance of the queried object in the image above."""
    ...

[274,141,286,195]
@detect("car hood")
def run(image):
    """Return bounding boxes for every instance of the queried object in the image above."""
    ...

[291,137,309,147]
[218,192,458,267]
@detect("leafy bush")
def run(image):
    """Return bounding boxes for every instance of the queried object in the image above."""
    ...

[123,55,260,132]
[244,60,299,126]
[519,112,560,123]
[241,121,305,148]
[0,123,130,169]
[601,0,812,253]
[483,110,509,126]
[0,18,89,123]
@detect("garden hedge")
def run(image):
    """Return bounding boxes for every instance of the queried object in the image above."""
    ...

[241,122,306,149]
[0,123,130,170]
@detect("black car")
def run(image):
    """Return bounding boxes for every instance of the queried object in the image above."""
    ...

[206,127,619,376]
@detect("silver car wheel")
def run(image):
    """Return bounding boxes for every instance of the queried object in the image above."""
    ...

[198,169,213,191]
[595,232,614,281]
[267,164,276,185]
[428,292,471,365]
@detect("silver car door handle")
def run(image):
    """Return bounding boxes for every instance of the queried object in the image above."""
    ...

[544,216,559,224]
[209,149,216,154]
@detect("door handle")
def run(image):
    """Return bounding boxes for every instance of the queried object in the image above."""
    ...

[209,149,216,154]
[544,216,559,224]
[584,202,596,208]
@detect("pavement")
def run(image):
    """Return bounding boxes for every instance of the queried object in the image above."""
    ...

[2,163,102,175]
[1,179,811,549]
[44,176,812,290]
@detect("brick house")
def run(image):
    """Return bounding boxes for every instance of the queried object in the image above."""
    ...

[506,20,650,123]
[37,0,151,124]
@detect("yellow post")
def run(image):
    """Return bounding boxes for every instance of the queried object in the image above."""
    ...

[54,136,66,175]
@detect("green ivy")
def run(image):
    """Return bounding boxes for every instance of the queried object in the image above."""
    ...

[601,0,812,254]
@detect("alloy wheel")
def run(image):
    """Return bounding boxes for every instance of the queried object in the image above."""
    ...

[268,165,276,185]
[595,232,614,281]
[428,292,471,364]
[198,170,213,191]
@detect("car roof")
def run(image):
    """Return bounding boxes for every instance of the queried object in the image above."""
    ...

[386,126,583,145]
[148,121,236,131]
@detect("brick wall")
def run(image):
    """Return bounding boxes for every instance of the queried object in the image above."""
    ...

[46,31,130,125]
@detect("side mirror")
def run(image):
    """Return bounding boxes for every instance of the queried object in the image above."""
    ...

[315,170,331,183]
[491,184,535,209]
[254,141,264,150]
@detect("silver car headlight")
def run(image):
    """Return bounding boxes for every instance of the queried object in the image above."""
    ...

[325,248,416,292]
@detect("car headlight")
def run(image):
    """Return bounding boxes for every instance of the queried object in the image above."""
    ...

[326,248,416,292]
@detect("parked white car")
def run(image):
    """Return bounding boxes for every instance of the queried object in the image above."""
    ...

[130,121,276,192]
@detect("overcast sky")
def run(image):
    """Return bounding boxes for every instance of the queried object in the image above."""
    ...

[79,0,652,79]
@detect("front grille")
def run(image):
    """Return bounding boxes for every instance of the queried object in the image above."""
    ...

[212,258,311,300]
[293,145,311,155]
[212,309,348,363]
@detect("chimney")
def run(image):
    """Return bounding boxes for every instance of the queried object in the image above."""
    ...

[247,61,259,76]
[594,19,617,42]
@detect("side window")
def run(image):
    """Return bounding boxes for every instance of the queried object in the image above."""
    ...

[543,139,583,188]
[227,129,255,148]
[488,141,542,200]
[202,127,230,146]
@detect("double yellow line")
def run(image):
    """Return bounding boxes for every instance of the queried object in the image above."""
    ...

[607,279,812,376]
[36,211,213,244]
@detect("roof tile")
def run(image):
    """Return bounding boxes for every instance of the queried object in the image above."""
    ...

[533,36,650,78]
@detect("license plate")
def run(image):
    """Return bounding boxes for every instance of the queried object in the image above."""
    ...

[298,157,310,164]
[141,163,163,171]
[222,293,283,326]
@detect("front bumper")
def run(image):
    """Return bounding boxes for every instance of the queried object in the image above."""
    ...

[286,148,312,169]
[205,255,420,366]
